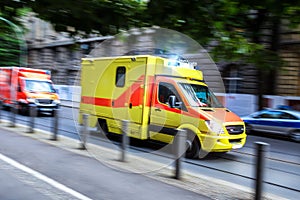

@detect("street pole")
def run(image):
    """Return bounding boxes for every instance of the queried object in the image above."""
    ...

[0,100,2,123]
[254,142,270,200]
[121,120,129,162]
[9,102,17,128]
[27,104,37,133]
[51,109,59,140]
[174,129,187,180]
[80,113,89,149]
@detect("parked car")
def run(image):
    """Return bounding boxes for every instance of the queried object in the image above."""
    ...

[242,109,300,142]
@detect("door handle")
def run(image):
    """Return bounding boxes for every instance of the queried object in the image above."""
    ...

[155,108,161,112]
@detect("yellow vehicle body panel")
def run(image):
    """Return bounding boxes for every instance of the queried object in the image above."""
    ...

[80,55,247,154]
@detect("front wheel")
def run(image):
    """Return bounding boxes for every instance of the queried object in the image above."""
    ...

[185,132,203,159]
[97,119,109,137]
[18,103,29,116]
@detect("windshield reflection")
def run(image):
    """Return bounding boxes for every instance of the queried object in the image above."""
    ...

[179,83,223,108]
[25,80,55,93]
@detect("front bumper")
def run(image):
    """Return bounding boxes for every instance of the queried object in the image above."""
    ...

[200,133,247,152]
[36,104,60,112]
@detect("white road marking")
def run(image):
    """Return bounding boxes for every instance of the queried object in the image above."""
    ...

[0,153,92,200]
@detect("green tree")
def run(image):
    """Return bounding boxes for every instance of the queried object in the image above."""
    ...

[1,0,147,66]
[0,24,21,66]
[146,0,300,108]
[29,0,147,36]
[1,0,300,107]
[0,0,28,67]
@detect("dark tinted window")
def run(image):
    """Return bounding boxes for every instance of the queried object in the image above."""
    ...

[258,111,298,120]
[280,112,298,120]
[258,111,281,119]
[158,82,179,104]
[158,82,185,110]
[115,67,126,87]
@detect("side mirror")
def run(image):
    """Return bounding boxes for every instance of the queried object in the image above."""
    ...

[168,95,176,108]
[168,95,182,109]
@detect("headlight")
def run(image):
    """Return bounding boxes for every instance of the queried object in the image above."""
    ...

[205,120,224,135]
[53,99,60,104]
[26,98,36,103]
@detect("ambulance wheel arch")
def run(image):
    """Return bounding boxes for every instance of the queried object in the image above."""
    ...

[177,124,208,159]
[185,129,200,159]
[97,118,109,136]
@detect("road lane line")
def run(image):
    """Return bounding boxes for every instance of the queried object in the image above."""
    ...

[0,153,92,200]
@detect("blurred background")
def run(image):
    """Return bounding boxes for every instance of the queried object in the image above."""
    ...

[0,0,300,114]
[0,2,300,200]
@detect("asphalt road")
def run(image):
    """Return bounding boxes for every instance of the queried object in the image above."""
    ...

[0,106,299,199]
[0,128,211,200]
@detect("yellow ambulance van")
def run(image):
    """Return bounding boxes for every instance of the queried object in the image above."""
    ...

[79,55,246,158]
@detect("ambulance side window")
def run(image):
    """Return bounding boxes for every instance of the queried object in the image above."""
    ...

[115,66,126,87]
[158,82,181,105]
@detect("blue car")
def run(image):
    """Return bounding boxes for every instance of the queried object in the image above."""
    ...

[242,109,300,142]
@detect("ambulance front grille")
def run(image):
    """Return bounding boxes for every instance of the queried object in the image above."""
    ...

[226,125,244,135]
[36,99,53,104]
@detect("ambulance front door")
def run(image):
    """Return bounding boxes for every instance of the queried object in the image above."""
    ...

[149,77,184,143]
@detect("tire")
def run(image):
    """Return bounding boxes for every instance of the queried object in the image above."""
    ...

[97,119,109,137]
[290,130,300,142]
[185,131,201,159]
[18,103,29,116]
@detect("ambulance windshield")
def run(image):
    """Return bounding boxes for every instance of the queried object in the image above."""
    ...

[179,83,223,108]
[25,80,56,93]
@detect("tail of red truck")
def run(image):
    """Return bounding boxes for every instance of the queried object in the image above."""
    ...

[0,67,60,115]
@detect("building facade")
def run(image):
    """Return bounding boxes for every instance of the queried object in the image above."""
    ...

[23,14,300,97]
[278,24,300,96]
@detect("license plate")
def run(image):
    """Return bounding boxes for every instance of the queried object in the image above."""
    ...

[232,144,243,149]
[39,108,52,112]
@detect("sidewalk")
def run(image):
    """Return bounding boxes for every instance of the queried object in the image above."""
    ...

[0,119,287,200]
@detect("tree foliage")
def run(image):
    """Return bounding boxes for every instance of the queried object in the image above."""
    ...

[146,0,300,67]
[0,0,29,66]
[146,0,299,99]
[0,25,21,66]
[28,0,147,36]
[0,0,147,66]
[1,0,300,77]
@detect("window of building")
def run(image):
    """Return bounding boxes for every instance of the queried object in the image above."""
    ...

[222,64,243,93]
[115,67,126,87]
